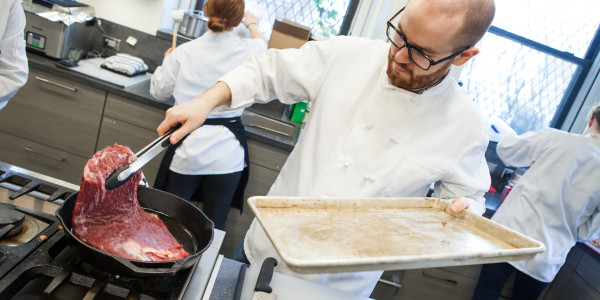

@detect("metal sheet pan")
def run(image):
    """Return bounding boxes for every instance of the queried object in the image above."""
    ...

[248,197,545,274]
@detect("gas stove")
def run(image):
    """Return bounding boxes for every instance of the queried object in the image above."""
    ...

[0,162,223,299]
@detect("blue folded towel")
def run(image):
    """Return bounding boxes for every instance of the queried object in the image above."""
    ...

[101,53,148,76]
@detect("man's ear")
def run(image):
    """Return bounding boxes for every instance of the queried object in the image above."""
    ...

[452,47,479,66]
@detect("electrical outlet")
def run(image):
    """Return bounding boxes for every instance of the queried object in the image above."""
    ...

[103,36,121,51]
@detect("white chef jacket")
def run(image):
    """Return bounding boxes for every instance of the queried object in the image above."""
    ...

[493,128,600,282]
[220,36,490,296]
[0,0,28,110]
[150,30,266,174]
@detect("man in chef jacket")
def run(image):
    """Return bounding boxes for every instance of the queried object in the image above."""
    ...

[159,0,496,296]
[0,0,28,110]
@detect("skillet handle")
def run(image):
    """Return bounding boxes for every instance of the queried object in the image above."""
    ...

[114,256,181,275]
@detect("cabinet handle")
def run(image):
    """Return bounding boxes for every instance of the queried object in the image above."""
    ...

[35,76,78,92]
[422,271,458,285]
[24,146,66,162]
[378,278,402,288]
[244,124,291,138]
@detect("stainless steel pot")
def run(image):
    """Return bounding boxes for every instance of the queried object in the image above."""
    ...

[178,10,209,38]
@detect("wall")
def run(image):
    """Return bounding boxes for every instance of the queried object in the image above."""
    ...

[78,0,171,36]
[349,0,407,40]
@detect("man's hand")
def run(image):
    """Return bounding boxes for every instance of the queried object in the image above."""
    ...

[449,197,470,214]
[157,81,233,144]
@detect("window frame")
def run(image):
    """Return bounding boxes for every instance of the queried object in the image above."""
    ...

[486,25,600,129]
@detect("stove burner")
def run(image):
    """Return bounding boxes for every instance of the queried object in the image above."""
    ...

[0,207,25,239]
[0,231,193,300]
[0,216,42,247]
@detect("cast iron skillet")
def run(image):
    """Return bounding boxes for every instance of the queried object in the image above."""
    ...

[56,186,214,277]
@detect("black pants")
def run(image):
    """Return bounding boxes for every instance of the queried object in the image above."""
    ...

[472,263,549,300]
[163,170,242,230]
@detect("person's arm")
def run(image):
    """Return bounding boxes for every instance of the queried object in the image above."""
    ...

[221,37,338,109]
[578,210,600,242]
[242,11,266,43]
[158,37,337,143]
[0,0,28,109]
[157,81,232,143]
[149,49,179,101]
[496,129,548,167]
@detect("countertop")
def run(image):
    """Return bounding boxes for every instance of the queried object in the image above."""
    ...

[26,53,299,152]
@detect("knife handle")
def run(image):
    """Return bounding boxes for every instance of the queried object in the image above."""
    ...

[233,264,248,300]
[255,257,278,293]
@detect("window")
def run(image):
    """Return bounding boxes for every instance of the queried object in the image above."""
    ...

[459,0,600,134]
[177,0,359,39]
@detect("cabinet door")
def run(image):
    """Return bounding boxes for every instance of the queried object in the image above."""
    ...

[96,116,166,186]
[373,268,478,300]
[219,163,280,257]
[247,139,289,172]
[575,252,600,294]
[104,93,166,131]
[552,272,600,299]
[0,131,87,184]
[219,139,290,257]
[0,69,105,157]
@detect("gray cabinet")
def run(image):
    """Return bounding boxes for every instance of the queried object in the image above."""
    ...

[373,266,481,300]
[96,94,167,186]
[372,244,600,300]
[543,244,600,300]
[219,138,290,257]
[0,131,89,184]
[0,68,105,184]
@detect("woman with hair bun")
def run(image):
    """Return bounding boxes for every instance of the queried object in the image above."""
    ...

[150,0,267,230]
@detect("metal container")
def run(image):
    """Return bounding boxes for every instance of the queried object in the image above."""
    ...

[178,10,209,39]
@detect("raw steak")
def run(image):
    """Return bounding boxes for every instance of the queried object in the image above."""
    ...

[72,144,189,261]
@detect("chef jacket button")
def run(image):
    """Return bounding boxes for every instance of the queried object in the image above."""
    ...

[343,161,352,168]
[410,97,418,103]
[363,175,376,182]
[385,190,392,197]
[365,123,374,129]
[390,136,399,144]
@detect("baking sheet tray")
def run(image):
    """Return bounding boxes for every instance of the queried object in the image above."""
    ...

[248,197,545,274]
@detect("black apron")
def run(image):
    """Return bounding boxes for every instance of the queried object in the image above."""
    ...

[153,117,249,213]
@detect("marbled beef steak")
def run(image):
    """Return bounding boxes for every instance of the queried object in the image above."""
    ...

[72,144,189,261]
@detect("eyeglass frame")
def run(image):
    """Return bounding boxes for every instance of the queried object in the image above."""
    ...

[386,7,473,71]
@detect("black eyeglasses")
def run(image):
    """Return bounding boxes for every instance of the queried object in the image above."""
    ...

[386,7,472,71]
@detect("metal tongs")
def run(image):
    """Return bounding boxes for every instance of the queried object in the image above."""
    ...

[104,125,180,190]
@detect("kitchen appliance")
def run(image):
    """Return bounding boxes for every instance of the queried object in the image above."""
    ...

[22,0,96,59]
[178,10,209,39]
[0,161,224,299]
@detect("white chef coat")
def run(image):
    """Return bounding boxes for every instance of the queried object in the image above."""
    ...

[0,0,28,110]
[220,36,490,296]
[493,128,600,282]
[150,30,266,174]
